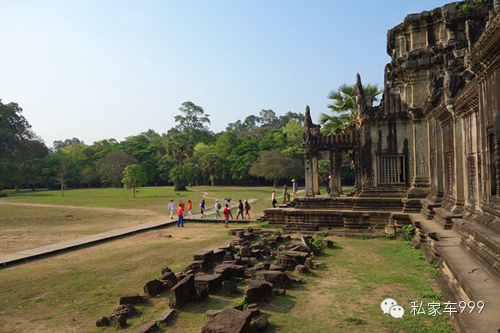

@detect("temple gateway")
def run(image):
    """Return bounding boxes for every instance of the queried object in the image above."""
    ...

[265,1,500,331]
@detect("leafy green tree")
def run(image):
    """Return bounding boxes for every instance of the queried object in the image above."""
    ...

[174,101,214,144]
[258,129,287,151]
[0,101,32,158]
[12,138,48,190]
[200,153,223,186]
[282,119,304,160]
[249,149,303,187]
[52,138,84,152]
[0,100,35,189]
[162,133,194,166]
[275,111,305,129]
[259,109,277,128]
[122,164,147,198]
[157,155,177,184]
[98,151,138,187]
[40,152,79,191]
[183,163,200,186]
[169,165,188,191]
[213,131,239,158]
[320,83,382,135]
[227,140,261,180]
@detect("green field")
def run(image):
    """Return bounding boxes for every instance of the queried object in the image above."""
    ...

[0,187,454,333]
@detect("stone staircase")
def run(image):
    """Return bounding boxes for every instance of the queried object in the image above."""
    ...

[410,213,500,332]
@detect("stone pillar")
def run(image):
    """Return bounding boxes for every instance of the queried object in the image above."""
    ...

[453,116,465,213]
[304,149,314,197]
[312,153,320,196]
[330,149,342,197]
[408,113,431,197]
[495,138,500,196]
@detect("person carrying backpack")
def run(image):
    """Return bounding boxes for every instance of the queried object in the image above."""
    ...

[215,199,221,218]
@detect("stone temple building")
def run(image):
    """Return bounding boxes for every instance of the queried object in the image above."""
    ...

[265,1,500,331]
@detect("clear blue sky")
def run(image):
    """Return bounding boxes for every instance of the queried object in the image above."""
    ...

[0,0,453,147]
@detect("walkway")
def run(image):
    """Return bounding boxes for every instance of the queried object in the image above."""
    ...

[0,201,262,267]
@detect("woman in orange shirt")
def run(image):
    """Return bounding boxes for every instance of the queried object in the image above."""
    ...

[187,200,194,219]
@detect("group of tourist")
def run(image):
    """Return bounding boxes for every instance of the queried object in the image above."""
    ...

[168,179,298,227]
[167,198,252,228]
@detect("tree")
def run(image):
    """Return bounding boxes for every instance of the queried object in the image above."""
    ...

[282,119,304,160]
[0,101,32,158]
[98,151,138,187]
[0,100,35,189]
[162,133,194,166]
[213,131,239,159]
[227,140,261,180]
[174,101,214,144]
[52,138,84,152]
[169,165,188,191]
[320,83,382,135]
[122,164,147,198]
[259,109,277,128]
[199,153,223,186]
[40,152,79,191]
[249,149,303,187]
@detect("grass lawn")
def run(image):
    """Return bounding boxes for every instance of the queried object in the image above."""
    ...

[0,187,454,332]
[0,186,292,254]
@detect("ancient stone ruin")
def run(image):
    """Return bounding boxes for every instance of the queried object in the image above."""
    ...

[96,227,328,332]
[264,1,500,331]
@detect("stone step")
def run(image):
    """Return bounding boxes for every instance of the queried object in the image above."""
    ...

[413,215,500,333]
[454,219,500,278]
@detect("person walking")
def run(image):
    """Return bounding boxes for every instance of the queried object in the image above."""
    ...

[177,203,184,227]
[215,199,222,218]
[223,204,230,228]
[187,200,194,219]
[227,200,234,219]
[236,199,244,219]
[244,200,251,219]
[271,190,277,208]
[200,199,206,218]
[292,179,298,198]
[168,199,175,219]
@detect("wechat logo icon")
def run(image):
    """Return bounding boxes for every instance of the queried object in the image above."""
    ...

[381,298,404,318]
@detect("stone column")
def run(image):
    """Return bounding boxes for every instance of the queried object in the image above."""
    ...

[408,112,431,197]
[312,152,320,196]
[304,148,314,197]
[495,138,500,196]
[453,115,465,213]
[330,149,342,197]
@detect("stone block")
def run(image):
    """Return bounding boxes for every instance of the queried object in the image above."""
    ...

[194,273,223,294]
[244,280,273,303]
[154,309,176,324]
[169,274,196,309]
[202,308,252,333]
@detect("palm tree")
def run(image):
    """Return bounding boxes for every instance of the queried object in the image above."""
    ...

[162,133,194,166]
[320,83,383,135]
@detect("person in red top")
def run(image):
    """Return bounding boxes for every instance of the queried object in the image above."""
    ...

[177,203,184,227]
[223,204,229,228]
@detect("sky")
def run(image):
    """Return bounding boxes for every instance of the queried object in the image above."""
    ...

[0,0,455,148]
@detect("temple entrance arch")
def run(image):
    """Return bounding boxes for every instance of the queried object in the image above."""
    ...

[302,106,358,197]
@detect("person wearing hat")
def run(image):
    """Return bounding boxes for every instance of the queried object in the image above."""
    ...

[271,190,277,208]
[215,199,222,218]
[292,179,298,198]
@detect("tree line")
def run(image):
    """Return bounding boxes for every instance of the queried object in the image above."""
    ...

[0,100,305,194]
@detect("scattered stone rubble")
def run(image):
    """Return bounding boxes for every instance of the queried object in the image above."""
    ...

[96,227,332,332]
